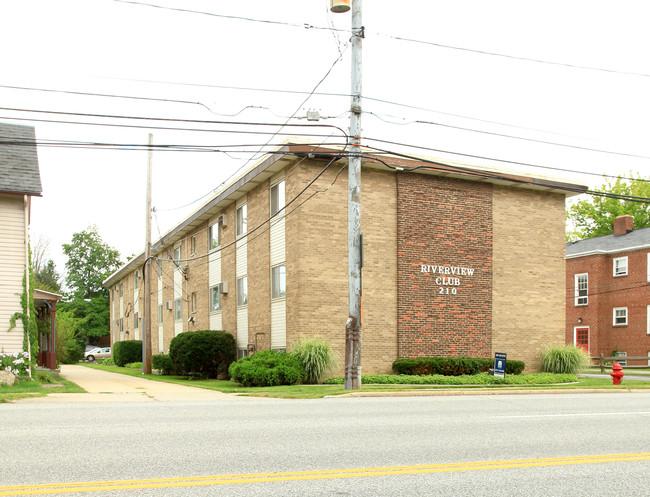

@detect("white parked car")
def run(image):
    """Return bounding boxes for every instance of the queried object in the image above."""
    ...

[84,347,111,362]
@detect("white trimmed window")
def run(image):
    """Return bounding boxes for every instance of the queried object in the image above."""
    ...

[119,283,123,299]
[270,180,285,216]
[237,276,248,307]
[191,292,197,313]
[210,285,221,312]
[158,304,163,323]
[574,273,588,306]
[173,245,181,264]
[157,260,162,279]
[613,256,628,276]
[191,236,196,256]
[134,271,139,289]
[613,307,628,326]
[271,264,286,299]
[174,298,182,321]
[134,312,139,330]
[236,204,247,238]
[208,222,220,250]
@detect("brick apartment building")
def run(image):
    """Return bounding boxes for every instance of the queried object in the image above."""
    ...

[104,143,586,373]
[566,215,650,365]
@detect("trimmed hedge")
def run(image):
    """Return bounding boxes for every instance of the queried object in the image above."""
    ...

[229,350,305,387]
[113,340,142,367]
[392,357,525,376]
[152,354,174,375]
[324,372,575,385]
[169,330,235,379]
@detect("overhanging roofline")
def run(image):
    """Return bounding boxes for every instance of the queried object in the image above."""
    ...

[566,243,650,259]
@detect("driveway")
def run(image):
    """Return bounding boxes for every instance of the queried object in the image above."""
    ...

[19,365,235,403]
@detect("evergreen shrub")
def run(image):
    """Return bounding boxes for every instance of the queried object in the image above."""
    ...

[113,340,142,367]
[229,350,305,387]
[392,357,525,376]
[152,354,174,375]
[169,330,236,379]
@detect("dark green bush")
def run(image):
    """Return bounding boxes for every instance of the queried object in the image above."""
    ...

[392,357,525,376]
[152,354,174,375]
[169,330,236,379]
[229,350,305,387]
[113,340,142,367]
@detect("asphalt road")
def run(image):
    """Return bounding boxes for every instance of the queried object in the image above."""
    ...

[3,380,650,496]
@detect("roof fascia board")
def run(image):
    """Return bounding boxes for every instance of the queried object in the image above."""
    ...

[566,243,650,259]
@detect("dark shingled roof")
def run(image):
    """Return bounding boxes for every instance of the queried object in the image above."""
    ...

[566,226,650,258]
[0,122,42,196]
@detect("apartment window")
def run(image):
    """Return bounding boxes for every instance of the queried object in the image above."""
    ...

[174,298,182,321]
[271,264,286,299]
[119,318,123,332]
[237,276,248,307]
[209,222,220,250]
[173,245,182,264]
[191,292,197,313]
[158,304,163,324]
[574,273,588,306]
[210,285,221,312]
[270,180,285,216]
[613,307,628,326]
[157,260,162,279]
[237,349,248,360]
[119,283,123,299]
[613,256,628,276]
[134,271,139,290]
[134,312,139,330]
[191,236,196,256]
[236,204,247,238]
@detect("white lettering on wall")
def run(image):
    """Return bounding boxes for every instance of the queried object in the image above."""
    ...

[420,263,475,297]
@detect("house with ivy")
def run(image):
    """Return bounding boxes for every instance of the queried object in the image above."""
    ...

[0,122,60,369]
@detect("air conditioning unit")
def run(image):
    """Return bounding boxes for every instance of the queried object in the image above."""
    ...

[218,214,227,228]
[166,301,173,310]
[218,281,229,294]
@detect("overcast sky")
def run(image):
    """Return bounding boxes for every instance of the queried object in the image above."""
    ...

[1,0,649,283]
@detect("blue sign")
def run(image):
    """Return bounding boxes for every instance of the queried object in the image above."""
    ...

[494,352,507,379]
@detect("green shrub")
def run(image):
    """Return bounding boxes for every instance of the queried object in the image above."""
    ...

[324,372,576,386]
[229,350,305,387]
[392,357,525,376]
[152,354,174,375]
[169,330,236,379]
[291,338,338,384]
[124,362,143,369]
[113,340,142,367]
[540,345,590,374]
[98,357,115,366]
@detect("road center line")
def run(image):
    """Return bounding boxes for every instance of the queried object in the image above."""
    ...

[2,453,649,496]
[494,411,650,419]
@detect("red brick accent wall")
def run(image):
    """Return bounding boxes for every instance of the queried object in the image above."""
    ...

[397,173,492,358]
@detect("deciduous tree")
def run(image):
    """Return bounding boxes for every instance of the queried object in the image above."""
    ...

[567,174,650,241]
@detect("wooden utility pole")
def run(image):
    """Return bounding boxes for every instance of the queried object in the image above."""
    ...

[142,133,153,374]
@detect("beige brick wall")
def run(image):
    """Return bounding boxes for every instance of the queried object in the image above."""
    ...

[220,203,238,339]
[184,223,210,332]
[286,160,397,375]
[247,179,271,352]
[492,186,566,372]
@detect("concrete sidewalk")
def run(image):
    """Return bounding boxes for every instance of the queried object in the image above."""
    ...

[18,365,236,403]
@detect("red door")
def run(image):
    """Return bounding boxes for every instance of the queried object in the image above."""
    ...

[575,327,589,353]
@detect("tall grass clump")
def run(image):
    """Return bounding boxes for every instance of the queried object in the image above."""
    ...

[540,345,590,374]
[291,338,338,384]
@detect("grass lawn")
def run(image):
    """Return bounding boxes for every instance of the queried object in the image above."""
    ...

[0,371,85,403]
[82,363,650,398]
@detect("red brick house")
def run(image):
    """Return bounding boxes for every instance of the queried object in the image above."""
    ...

[566,215,650,365]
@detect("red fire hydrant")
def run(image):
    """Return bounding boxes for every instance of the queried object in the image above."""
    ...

[610,362,624,385]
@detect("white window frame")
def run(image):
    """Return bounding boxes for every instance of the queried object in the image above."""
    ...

[613,256,628,277]
[236,204,247,238]
[271,264,286,299]
[158,304,163,323]
[208,222,220,251]
[237,276,248,307]
[134,271,139,289]
[210,285,221,312]
[613,307,628,326]
[190,236,196,256]
[574,273,588,306]
[119,283,123,299]
[134,311,139,330]
[191,292,197,313]
[174,298,182,321]
[270,180,285,217]
[173,244,182,264]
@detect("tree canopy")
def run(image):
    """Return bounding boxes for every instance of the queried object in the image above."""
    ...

[62,225,121,300]
[31,236,62,293]
[567,174,650,241]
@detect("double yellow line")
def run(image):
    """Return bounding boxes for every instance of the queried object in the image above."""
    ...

[2,453,649,495]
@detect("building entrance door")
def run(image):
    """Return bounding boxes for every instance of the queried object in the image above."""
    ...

[575,327,589,353]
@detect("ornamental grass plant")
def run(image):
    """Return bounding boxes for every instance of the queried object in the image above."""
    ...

[540,344,590,374]
[291,338,339,384]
